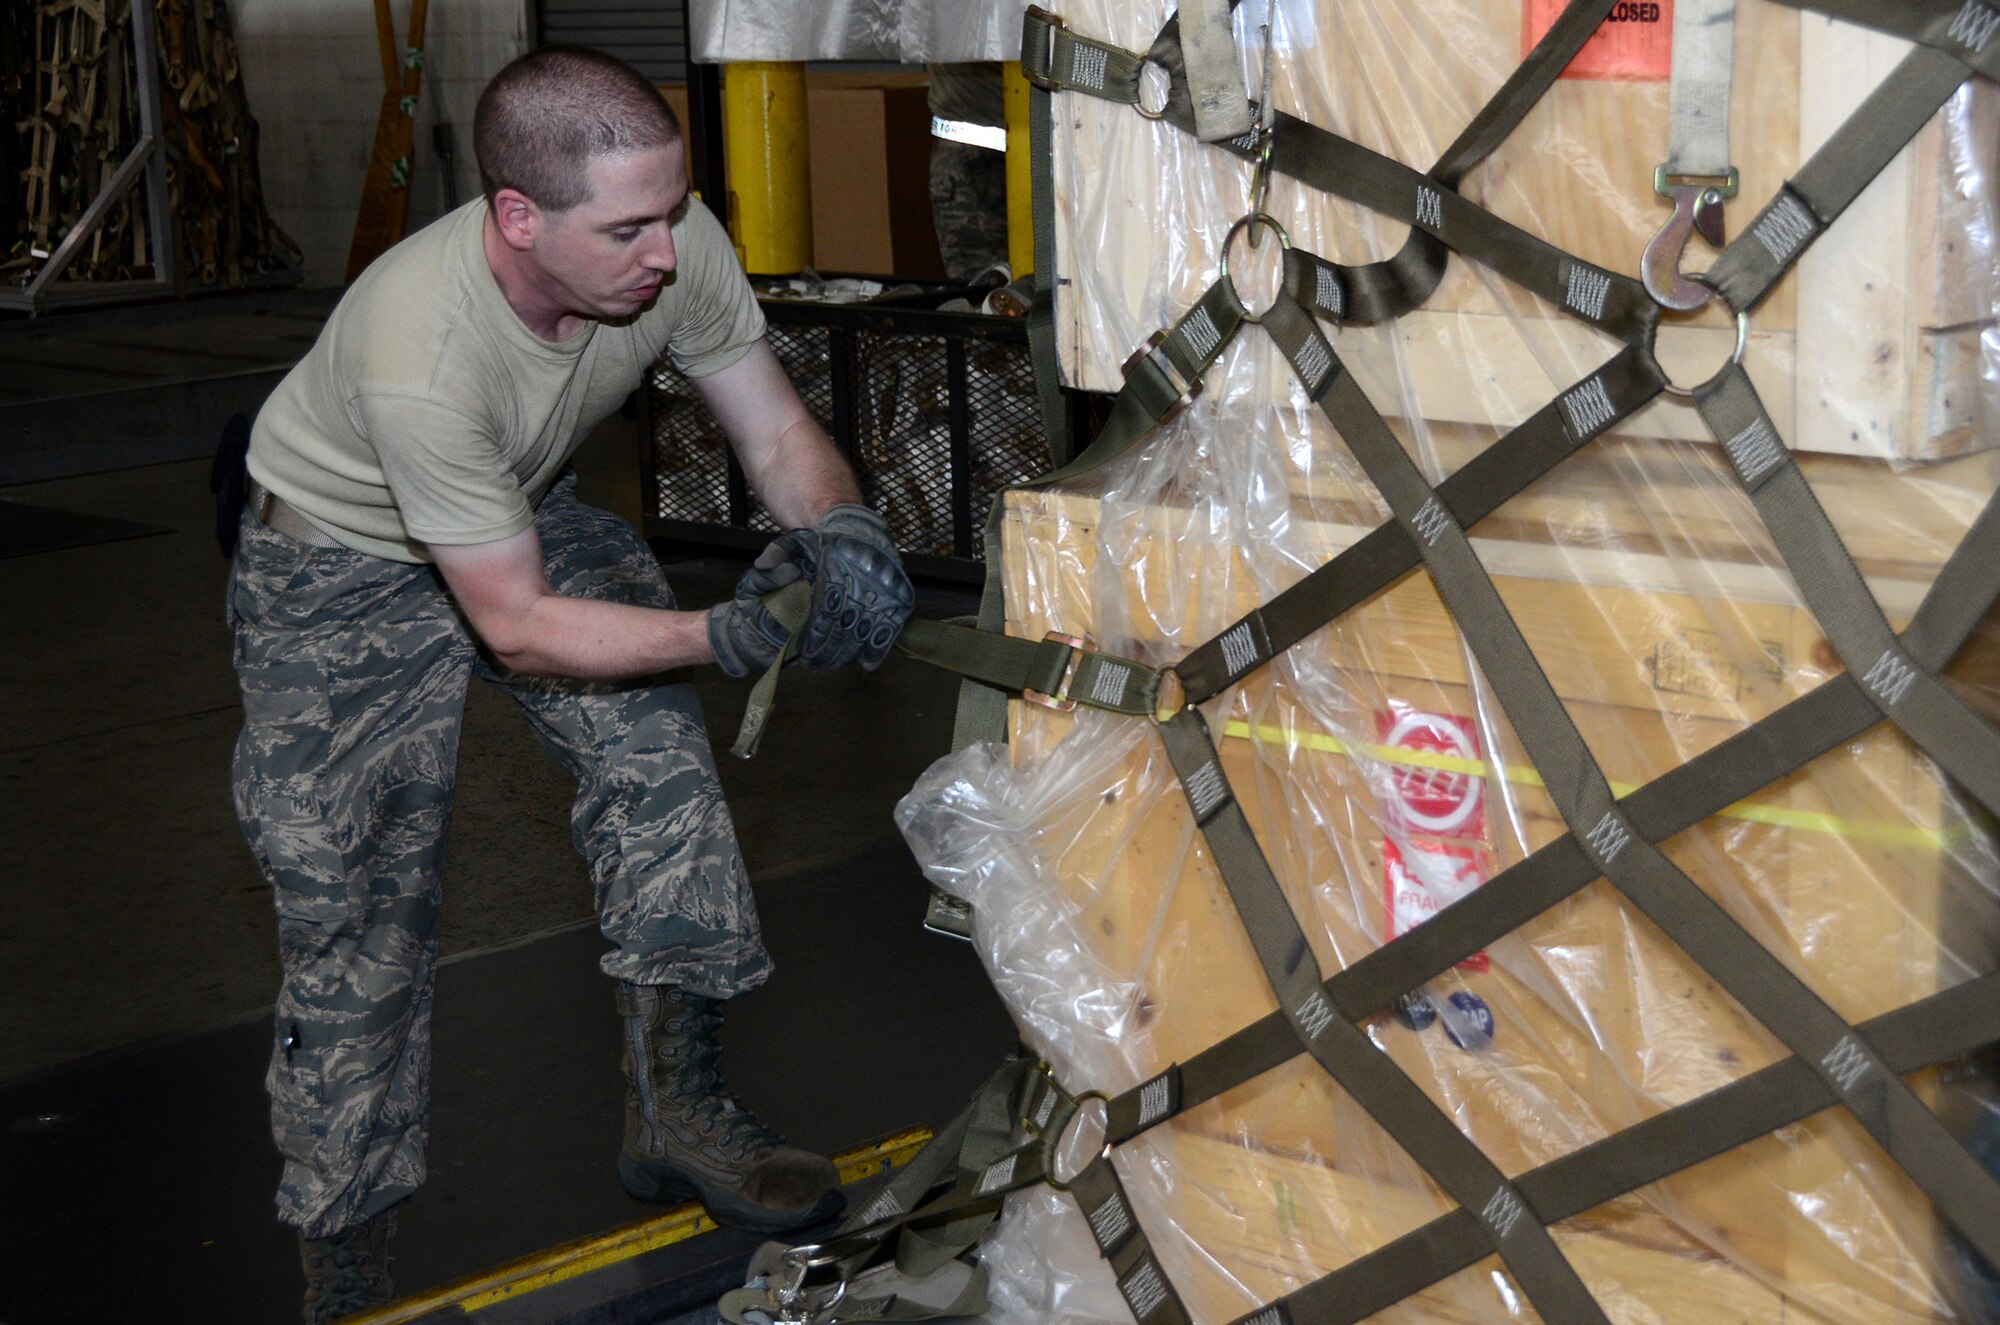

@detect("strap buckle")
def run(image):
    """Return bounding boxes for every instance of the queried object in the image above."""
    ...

[1121,328,1204,424]
[1023,7,1068,90]
[1023,632,1088,711]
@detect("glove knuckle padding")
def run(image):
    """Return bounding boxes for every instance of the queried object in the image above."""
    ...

[800,533,915,671]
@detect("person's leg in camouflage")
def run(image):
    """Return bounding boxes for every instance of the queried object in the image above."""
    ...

[228,512,478,1317]
[483,477,841,1231]
[928,138,1009,284]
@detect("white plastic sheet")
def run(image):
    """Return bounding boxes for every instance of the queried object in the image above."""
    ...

[688,0,1029,64]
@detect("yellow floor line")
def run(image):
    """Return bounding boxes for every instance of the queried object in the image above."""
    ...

[349,1126,934,1324]
[1221,719,1956,850]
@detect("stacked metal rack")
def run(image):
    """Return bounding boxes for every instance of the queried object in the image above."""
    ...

[642,292,1071,580]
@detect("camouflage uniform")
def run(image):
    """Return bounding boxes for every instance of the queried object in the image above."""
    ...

[927,62,1008,283]
[228,473,769,1238]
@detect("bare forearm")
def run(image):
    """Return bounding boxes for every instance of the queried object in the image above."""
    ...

[490,595,715,679]
[745,414,862,529]
[694,343,864,528]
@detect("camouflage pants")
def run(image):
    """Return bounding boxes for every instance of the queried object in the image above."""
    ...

[228,474,770,1237]
[929,138,1008,283]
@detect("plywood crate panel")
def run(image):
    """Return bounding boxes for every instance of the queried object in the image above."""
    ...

[1049,0,2000,459]
[996,462,2000,1321]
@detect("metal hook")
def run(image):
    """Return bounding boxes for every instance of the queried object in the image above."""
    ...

[1247,12,1278,247]
[1248,128,1273,230]
[1641,167,1737,311]
[771,1245,850,1325]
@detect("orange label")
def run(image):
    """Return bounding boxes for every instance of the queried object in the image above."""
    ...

[1523,0,1675,81]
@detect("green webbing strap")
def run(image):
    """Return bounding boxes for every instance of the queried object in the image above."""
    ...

[1149,20,1657,342]
[1108,474,2000,1148]
[1028,0,1636,332]
[900,619,1163,718]
[1068,1156,1194,1325]
[1022,13,1149,112]
[1256,115,1657,340]
[729,579,811,759]
[870,1057,1047,1282]
[1155,709,1613,1325]
[1262,293,2000,1276]
[1696,366,2000,819]
[1151,0,1626,326]
[722,1059,1054,1324]
[1774,0,2000,83]
[1174,328,1665,703]
[952,276,1250,750]
[1245,969,2000,1325]
[803,1066,1075,1280]
[825,1265,988,1324]
[740,606,1166,767]
[1177,0,1254,143]
[1422,0,1624,182]
[1704,42,1970,313]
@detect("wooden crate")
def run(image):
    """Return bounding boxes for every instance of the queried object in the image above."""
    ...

[996,444,2000,1322]
[1049,0,1999,459]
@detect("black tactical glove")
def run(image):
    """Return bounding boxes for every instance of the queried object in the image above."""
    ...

[707,531,821,678]
[798,505,915,672]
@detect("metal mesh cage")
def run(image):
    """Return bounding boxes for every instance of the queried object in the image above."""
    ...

[644,304,1052,569]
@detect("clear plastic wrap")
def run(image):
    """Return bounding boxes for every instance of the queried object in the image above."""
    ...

[1051,0,2000,461]
[688,0,1027,63]
[895,2,2000,1322]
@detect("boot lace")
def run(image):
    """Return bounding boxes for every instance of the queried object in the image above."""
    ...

[302,1219,392,1322]
[665,992,788,1157]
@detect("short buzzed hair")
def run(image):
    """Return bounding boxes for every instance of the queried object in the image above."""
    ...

[474,46,682,213]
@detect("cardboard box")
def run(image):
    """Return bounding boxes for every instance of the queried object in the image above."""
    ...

[658,74,947,278]
[806,72,946,278]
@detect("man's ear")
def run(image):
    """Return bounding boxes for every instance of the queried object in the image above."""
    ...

[490,188,540,251]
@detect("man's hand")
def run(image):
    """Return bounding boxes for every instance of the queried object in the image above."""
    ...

[797,505,914,672]
[707,531,819,677]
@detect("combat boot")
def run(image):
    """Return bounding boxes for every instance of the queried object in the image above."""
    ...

[616,981,844,1232]
[298,1207,395,1324]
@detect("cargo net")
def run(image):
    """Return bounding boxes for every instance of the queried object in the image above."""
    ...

[887,2,2000,1323]
[646,321,1051,559]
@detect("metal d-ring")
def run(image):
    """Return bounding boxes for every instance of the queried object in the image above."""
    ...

[1135,59,1169,119]
[1044,1090,1112,1193]
[1218,212,1291,323]
[1659,305,1751,399]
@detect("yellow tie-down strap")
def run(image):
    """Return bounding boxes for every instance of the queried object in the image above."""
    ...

[351,1127,934,1323]
[1223,719,1965,851]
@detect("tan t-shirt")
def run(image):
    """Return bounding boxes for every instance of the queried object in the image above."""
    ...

[247,195,763,562]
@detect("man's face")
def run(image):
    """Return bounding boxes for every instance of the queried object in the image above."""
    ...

[534,142,690,320]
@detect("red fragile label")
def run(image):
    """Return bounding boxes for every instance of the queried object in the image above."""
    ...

[1523,0,1675,81]
[1384,840,1492,972]
[1375,708,1486,839]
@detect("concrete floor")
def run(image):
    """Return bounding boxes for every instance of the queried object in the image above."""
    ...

[0,315,1021,1321]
